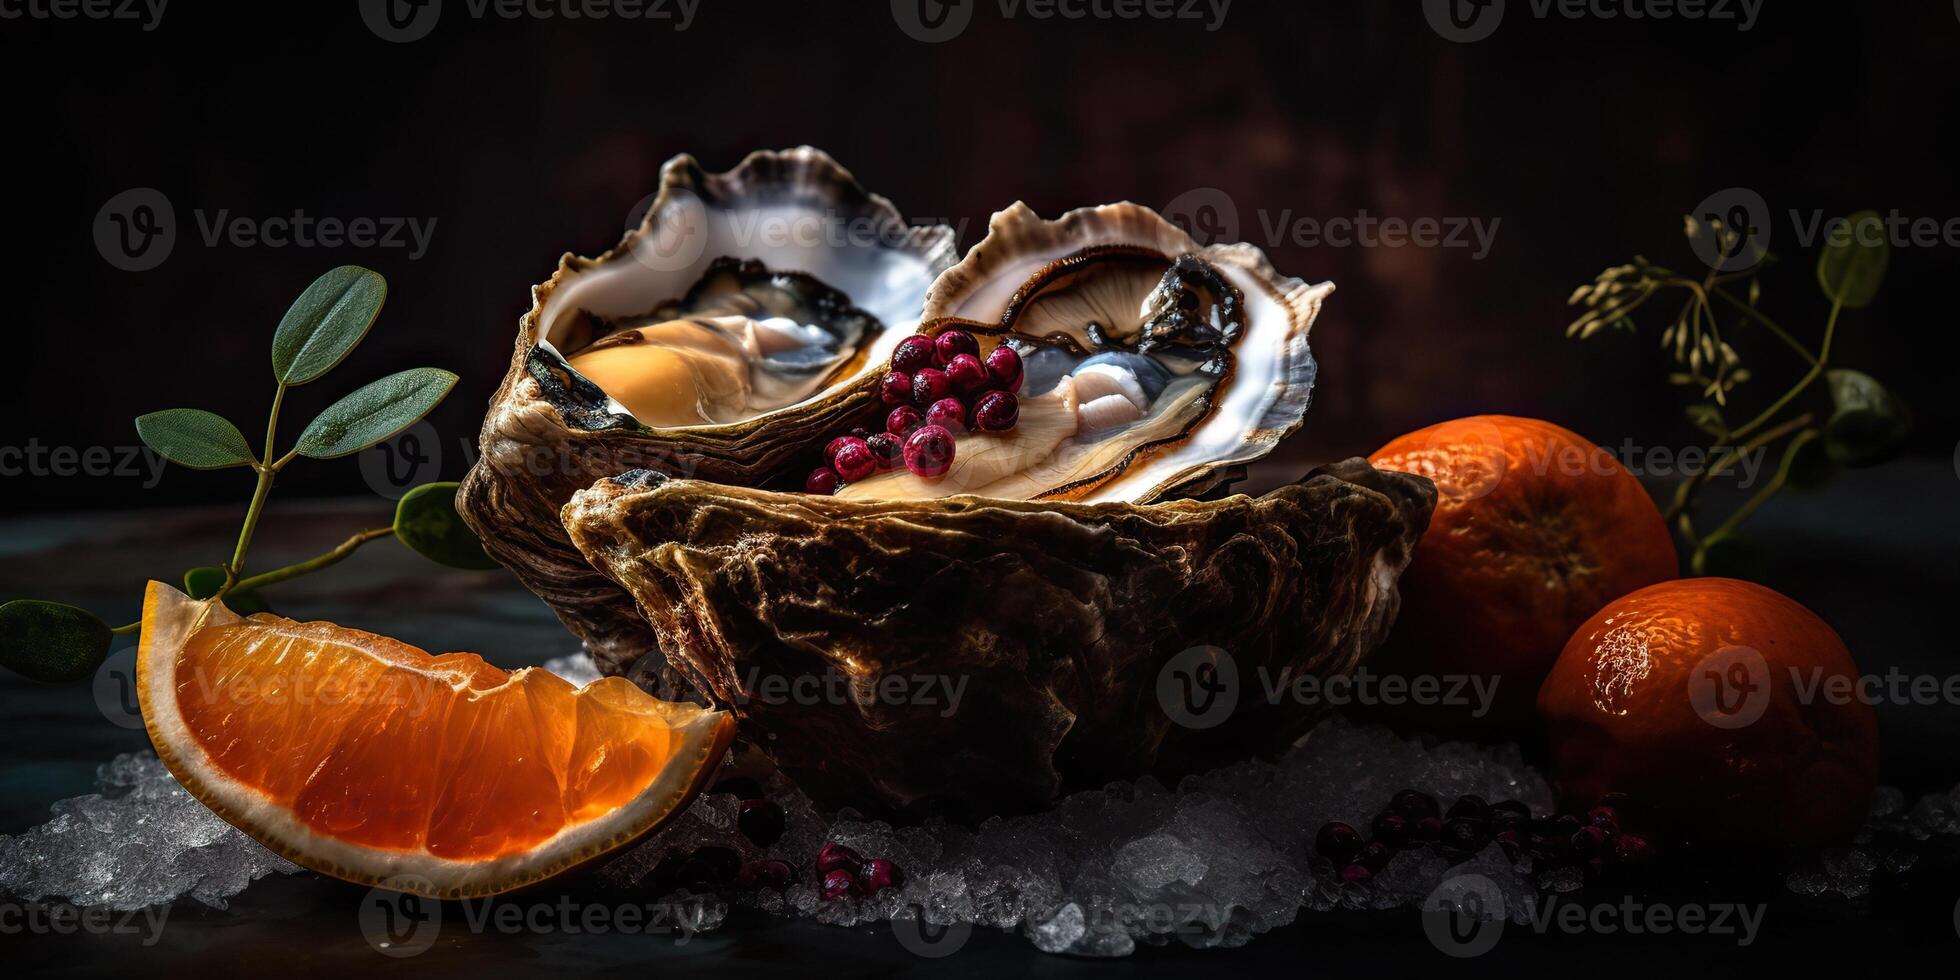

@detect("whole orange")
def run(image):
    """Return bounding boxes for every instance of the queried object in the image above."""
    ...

[1538,577,1878,848]
[1368,415,1677,733]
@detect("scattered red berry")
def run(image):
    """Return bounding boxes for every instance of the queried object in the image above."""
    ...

[1338,864,1374,885]
[832,440,877,482]
[823,436,858,464]
[879,371,914,406]
[904,425,957,478]
[821,868,863,901]
[859,858,903,895]
[1391,790,1441,820]
[934,329,979,366]
[1315,822,1363,865]
[1371,812,1410,848]
[891,335,936,374]
[926,397,967,434]
[866,432,903,470]
[944,353,989,394]
[971,390,1018,432]
[815,842,863,876]
[886,405,923,437]
[910,368,951,409]
[805,467,842,495]
[985,346,1023,392]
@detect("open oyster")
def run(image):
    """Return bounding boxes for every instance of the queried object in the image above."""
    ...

[458,148,956,670]
[558,203,1437,815]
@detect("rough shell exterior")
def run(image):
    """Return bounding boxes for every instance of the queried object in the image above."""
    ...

[562,459,1435,816]
[457,149,956,675]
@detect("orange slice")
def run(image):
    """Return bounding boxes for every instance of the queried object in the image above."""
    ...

[136,581,733,898]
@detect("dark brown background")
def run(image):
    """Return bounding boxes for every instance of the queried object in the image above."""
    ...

[5,0,1955,509]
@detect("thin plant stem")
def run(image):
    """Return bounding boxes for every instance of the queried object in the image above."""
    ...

[230,527,395,594]
[224,383,288,588]
[1706,429,1822,541]
[1730,295,1843,441]
[1711,288,1818,367]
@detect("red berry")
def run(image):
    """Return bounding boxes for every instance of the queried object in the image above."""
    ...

[910,368,951,409]
[821,868,862,901]
[865,432,903,470]
[1315,822,1363,864]
[1338,864,1374,885]
[891,336,936,374]
[805,467,842,495]
[859,858,903,895]
[926,397,967,434]
[815,842,863,876]
[825,436,868,466]
[886,405,924,437]
[985,346,1023,392]
[903,425,956,478]
[971,390,1018,432]
[879,371,914,406]
[944,353,988,395]
[848,427,871,441]
[832,440,877,482]
[934,330,979,366]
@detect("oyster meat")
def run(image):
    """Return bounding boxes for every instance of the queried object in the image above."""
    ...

[458,148,956,673]
[558,202,1437,814]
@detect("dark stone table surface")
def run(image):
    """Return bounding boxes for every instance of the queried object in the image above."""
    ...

[4,458,1958,974]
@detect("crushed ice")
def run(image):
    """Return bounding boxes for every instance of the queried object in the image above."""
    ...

[6,650,1955,956]
[602,713,1556,955]
[0,753,297,910]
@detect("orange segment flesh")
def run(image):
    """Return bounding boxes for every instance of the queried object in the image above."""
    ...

[175,619,684,860]
[139,581,733,895]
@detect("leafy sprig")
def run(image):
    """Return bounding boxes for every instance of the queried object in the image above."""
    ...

[1566,211,1912,578]
[0,266,496,683]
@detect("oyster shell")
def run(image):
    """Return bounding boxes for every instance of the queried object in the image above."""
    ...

[458,148,956,671]
[555,202,1433,814]
[564,459,1434,815]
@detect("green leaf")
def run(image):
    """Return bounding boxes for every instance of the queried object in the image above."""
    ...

[182,566,272,614]
[135,409,255,470]
[1815,210,1889,309]
[394,482,500,570]
[1693,532,1768,582]
[272,266,387,385]
[293,368,457,460]
[1823,369,1911,467]
[0,600,113,683]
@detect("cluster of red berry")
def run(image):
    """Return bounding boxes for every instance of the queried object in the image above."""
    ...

[814,842,904,900]
[806,329,1024,493]
[1315,790,1655,886]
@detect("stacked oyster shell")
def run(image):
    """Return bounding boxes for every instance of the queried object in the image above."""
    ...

[461,148,1435,815]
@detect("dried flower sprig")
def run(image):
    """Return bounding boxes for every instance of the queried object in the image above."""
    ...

[1565,211,1911,577]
